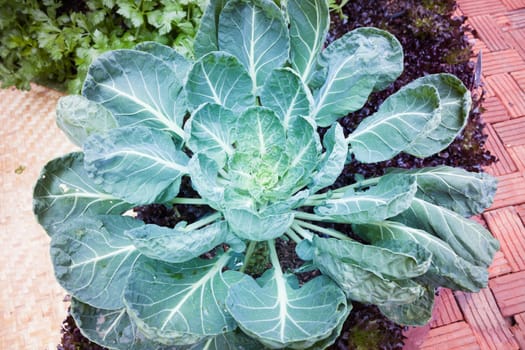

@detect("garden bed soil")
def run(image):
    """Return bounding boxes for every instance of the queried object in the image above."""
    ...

[58,0,494,349]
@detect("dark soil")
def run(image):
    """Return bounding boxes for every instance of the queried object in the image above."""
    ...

[58,0,494,349]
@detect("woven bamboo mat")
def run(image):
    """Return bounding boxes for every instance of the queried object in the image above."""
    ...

[0,84,78,349]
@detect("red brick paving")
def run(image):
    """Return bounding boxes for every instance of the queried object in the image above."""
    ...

[413,0,525,348]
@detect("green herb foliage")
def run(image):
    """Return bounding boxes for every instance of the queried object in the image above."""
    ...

[0,0,205,93]
[34,0,499,349]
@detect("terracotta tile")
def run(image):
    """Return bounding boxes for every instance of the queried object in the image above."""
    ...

[430,288,464,328]
[455,288,520,349]
[482,50,524,76]
[489,250,513,278]
[504,8,525,29]
[420,321,481,350]
[511,70,525,90]
[493,117,525,146]
[469,16,512,51]
[484,207,525,272]
[507,29,525,59]
[512,313,525,349]
[487,172,525,208]
[484,124,518,176]
[457,0,508,17]
[489,271,525,317]
[485,75,525,118]
[516,203,525,224]
[481,96,511,124]
[508,145,525,173]
[500,0,525,11]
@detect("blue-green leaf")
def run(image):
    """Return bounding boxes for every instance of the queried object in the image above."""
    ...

[285,116,320,182]
[218,0,289,93]
[309,123,347,193]
[82,50,186,140]
[124,254,243,345]
[186,52,254,112]
[287,0,330,82]
[84,126,189,205]
[224,208,294,241]
[126,220,245,263]
[186,103,236,166]
[193,0,228,58]
[51,215,142,309]
[56,95,117,147]
[347,85,441,163]
[226,271,349,349]
[260,68,312,128]
[315,174,417,223]
[33,152,132,235]
[134,41,191,84]
[401,74,472,157]
[312,27,403,126]
[378,284,435,326]
[188,154,225,208]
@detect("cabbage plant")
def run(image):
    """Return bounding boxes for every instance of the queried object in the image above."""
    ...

[33,0,499,348]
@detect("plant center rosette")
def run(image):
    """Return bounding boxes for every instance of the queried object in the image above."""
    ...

[33,0,499,349]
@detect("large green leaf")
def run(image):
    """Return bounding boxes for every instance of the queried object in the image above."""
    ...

[234,107,286,156]
[393,198,499,267]
[260,68,312,128]
[285,116,320,182]
[224,208,294,241]
[314,174,417,223]
[227,271,349,349]
[193,0,228,58]
[51,215,142,309]
[347,85,441,163]
[287,0,329,83]
[83,126,189,205]
[352,221,489,292]
[387,166,497,217]
[33,152,132,235]
[126,220,245,263]
[188,154,225,209]
[186,103,237,166]
[309,123,347,193]
[312,27,403,126]
[82,50,186,139]
[218,0,289,93]
[313,236,432,280]
[134,41,191,85]
[401,74,472,157]
[56,95,117,147]
[70,298,176,350]
[186,52,254,112]
[314,244,425,306]
[124,254,243,345]
[378,284,435,326]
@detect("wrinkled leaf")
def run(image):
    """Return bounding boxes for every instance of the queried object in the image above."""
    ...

[285,116,320,183]
[51,215,142,309]
[186,52,254,112]
[387,166,497,217]
[84,126,188,205]
[260,68,312,128]
[378,284,435,326]
[218,0,289,93]
[393,198,499,267]
[56,95,117,147]
[401,74,472,157]
[315,174,417,223]
[125,254,243,345]
[126,220,245,263]
[312,27,403,126]
[82,50,186,139]
[309,123,347,193]
[227,271,349,349]
[352,221,489,292]
[287,0,329,82]
[188,154,225,208]
[33,152,132,235]
[234,107,286,155]
[186,103,237,165]
[224,208,294,241]
[348,85,441,163]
